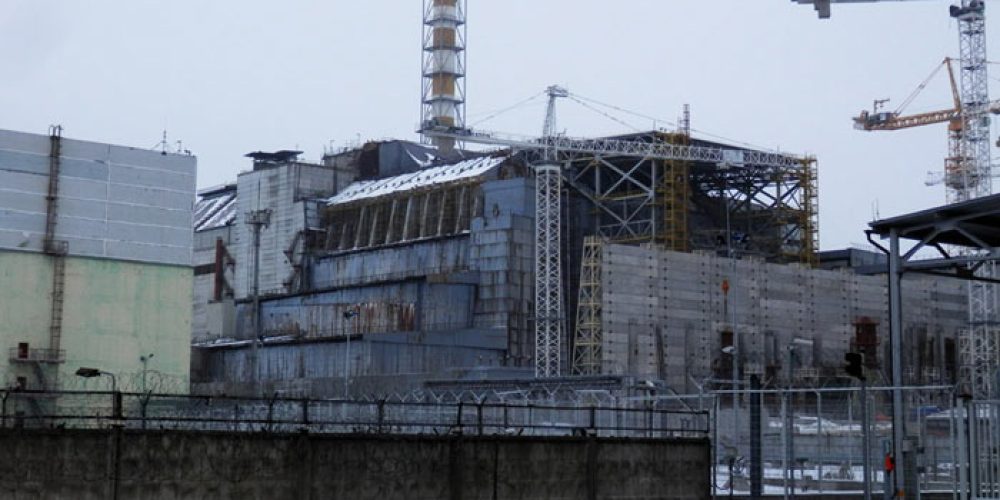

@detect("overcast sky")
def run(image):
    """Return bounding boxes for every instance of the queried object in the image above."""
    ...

[2,1,997,250]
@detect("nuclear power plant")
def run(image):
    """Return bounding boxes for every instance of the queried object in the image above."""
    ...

[178,0,974,400]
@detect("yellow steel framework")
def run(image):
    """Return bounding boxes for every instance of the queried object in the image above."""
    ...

[659,131,691,253]
[571,236,603,375]
[798,158,820,267]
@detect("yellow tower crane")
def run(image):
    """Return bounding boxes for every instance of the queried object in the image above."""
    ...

[853,58,1000,193]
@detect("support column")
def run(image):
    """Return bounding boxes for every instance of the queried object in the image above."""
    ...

[889,228,906,498]
[535,163,563,378]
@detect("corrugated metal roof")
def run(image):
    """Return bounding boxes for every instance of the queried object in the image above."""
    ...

[194,186,237,231]
[326,155,506,206]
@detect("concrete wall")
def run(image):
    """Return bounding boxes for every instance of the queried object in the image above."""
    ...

[193,330,507,397]
[0,128,196,267]
[0,251,191,393]
[0,429,709,500]
[192,225,234,343]
[232,162,336,299]
[598,245,967,390]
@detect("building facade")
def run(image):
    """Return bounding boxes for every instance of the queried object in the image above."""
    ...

[0,128,196,401]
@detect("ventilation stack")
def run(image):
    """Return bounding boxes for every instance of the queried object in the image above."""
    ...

[421,0,467,154]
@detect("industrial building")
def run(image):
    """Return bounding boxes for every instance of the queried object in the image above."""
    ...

[188,126,968,398]
[183,0,970,400]
[0,128,197,406]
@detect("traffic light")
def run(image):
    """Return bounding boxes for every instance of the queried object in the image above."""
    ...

[845,352,865,381]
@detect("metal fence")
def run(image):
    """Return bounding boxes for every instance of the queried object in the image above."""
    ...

[701,385,958,498]
[0,389,709,439]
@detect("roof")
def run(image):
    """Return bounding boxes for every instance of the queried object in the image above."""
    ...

[245,150,303,163]
[869,193,1000,248]
[326,155,506,206]
[194,184,237,231]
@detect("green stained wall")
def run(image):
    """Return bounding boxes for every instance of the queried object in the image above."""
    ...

[0,251,191,393]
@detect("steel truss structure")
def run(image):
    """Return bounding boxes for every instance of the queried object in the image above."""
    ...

[560,132,819,264]
[422,125,819,379]
[949,1,997,401]
[420,0,467,152]
[534,163,562,378]
[571,236,603,375]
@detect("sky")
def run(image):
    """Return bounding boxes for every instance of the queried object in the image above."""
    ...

[1,0,997,251]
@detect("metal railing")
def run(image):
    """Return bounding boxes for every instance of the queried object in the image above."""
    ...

[7,347,65,363]
[0,389,709,439]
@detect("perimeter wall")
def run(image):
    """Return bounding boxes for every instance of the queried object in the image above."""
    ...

[0,429,709,500]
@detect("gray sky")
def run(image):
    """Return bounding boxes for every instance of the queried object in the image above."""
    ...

[2,0,997,250]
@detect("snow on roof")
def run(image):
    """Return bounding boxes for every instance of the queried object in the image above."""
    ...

[194,189,237,231]
[326,155,506,206]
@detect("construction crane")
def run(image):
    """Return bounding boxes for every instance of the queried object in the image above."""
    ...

[421,90,809,379]
[796,2,994,498]
[854,58,1000,194]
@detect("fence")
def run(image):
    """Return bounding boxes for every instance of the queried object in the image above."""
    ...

[0,389,709,439]
[699,385,957,498]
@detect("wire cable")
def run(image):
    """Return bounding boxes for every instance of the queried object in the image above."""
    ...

[566,95,642,133]
[894,60,947,115]
[568,91,787,153]
[468,91,546,127]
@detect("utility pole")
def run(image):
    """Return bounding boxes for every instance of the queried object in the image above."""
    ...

[246,208,271,397]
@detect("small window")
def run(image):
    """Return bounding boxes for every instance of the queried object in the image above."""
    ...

[15,376,27,390]
[16,342,28,359]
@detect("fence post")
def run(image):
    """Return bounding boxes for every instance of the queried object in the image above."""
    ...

[956,395,968,500]
[589,405,596,432]
[476,403,483,436]
[377,399,386,433]
[301,398,310,428]
[113,391,122,421]
[266,395,275,433]
[816,390,823,495]
[140,393,150,430]
[1,391,7,430]
[861,381,871,500]
[456,402,464,434]
[781,390,789,500]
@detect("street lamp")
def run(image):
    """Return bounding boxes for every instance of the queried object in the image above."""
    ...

[76,366,120,419]
[75,367,116,392]
[139,353,154,393]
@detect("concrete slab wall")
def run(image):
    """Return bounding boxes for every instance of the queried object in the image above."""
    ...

[0,252,191,393]
[0,429,710,500]
[194,330,507,397]
[232,163,336,299]
[599,244,967,391]
[0,128,196,267]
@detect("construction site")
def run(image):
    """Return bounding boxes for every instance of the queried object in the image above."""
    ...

[3,0,1000,499]
[186,0,973,398]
